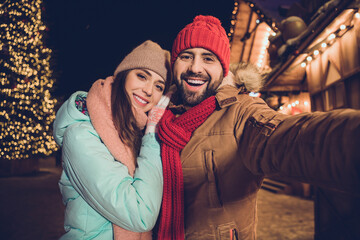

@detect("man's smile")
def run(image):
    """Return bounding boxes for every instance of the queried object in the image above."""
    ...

[183,75,209,92]
[184,79,207,91]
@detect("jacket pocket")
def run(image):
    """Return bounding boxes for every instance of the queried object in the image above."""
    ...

[204,150,222,208]
[248,111,285,137]
[216,222,237,240]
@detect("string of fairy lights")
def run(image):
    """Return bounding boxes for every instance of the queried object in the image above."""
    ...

[228,1,239,40]
[255,25,274,69]
[228,0,278,42]
[229,2,360,72]
[228,0,277,70]
[228,1,360,114]
[0,0,58,161]
[300,11,360,68]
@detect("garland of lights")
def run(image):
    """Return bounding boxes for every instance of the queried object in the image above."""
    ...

[228,0,278,43]
[228,1,360,114]
[300,11,359,68]
[228,1,239,40]
[228,0,277,71]
[0,0,58,161]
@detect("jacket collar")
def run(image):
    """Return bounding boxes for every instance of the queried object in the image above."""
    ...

[215,85,243,108]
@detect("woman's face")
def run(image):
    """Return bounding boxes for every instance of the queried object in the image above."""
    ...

[125,69,166,113]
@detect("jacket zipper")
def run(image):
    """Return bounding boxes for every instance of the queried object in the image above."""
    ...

[230,228,238,240]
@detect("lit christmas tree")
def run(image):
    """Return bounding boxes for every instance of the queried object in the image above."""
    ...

[0,0,58,169]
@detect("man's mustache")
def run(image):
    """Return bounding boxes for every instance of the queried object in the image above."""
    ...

[180,72,210,81]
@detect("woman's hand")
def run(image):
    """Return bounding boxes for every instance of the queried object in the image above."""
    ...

[145,92,171,134]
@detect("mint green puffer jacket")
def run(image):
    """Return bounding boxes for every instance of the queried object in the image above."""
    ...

[53,91,163,239]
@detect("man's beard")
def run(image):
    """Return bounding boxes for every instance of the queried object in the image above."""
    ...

[177,84,216,107]
[176,72,222,107]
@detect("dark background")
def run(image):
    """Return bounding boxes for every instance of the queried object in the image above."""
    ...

[43,0,235,100]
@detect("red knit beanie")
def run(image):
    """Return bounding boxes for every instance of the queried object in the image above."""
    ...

[171,15,230,77]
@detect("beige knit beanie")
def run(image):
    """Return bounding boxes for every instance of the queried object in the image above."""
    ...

[114,40,171,81]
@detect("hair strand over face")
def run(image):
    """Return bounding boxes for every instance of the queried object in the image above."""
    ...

[111,70,143,163]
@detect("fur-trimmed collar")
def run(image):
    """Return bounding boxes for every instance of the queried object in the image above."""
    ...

[218,62,264,93]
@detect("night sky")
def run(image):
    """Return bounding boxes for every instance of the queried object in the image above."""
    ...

[43,0,235,100]
[43,0,304,101]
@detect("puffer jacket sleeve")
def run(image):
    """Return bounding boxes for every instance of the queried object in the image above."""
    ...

[61,122,163,232]
[238,99,360,196]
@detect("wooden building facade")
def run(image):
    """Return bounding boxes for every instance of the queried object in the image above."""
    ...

[229,0,360,239]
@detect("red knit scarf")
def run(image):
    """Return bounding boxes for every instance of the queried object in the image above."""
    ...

[156,96,216,240]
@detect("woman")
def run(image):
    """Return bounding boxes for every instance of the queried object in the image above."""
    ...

[53,40,171,239]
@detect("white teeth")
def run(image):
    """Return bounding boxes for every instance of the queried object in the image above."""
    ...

[134,95,147,104]
[187,79,205,85]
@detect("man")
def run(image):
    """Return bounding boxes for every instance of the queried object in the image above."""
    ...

[155,15,360,240]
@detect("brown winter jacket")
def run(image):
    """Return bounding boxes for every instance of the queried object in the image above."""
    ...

[168,77,360,239]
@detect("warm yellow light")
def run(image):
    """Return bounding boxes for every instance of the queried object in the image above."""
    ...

[328,33,336,40]
[1,0,59,161]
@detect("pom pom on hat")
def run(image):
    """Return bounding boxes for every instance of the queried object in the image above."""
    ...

[193,15,221,25]
[171,15,230,77]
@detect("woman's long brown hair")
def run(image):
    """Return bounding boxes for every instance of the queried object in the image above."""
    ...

[111,69,171,163]
[111,70,143,162]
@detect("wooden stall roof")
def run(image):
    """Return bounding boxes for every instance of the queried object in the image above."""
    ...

[229,0,358,92]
